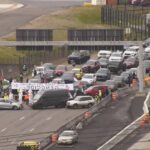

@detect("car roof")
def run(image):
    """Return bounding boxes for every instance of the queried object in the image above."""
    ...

[76,95,92,98]
[98,50,111,53]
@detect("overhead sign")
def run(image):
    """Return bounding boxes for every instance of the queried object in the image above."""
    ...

[11,82,74,91]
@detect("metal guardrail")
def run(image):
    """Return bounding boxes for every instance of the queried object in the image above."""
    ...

[0,41,142,46]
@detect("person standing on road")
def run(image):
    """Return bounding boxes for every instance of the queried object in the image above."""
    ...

[127,74,132,87]
[19,73,23,83]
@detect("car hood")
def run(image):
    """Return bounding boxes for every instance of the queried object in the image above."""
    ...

[58,136,73,141]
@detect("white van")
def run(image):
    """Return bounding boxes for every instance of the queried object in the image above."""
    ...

[97,50,112,59]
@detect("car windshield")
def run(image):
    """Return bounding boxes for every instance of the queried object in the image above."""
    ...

[86,60,95,65]
[111,53,121,57]
[83,74,93,78]
[61,131,74,136]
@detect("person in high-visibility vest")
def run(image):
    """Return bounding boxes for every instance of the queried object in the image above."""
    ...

[4,93,9,101]
[98,90,102,100]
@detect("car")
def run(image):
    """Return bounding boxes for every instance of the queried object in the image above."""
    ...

[42,63,56,70]
[109,51,123,62]
[95,68,111,81]
[42,69,55,82]
[123,46,139,59]
[144,46,150,53]
[81,73,96,85]
[143,52,150,60]
[82,59,100,73]
[17,141,40,150]
[144,60,150,73]
[28,78,41,83]
[113,76,126,88]
[105,80,118,91]
[128,68,138,76]
[61,71,77,84]
[120,71,130,83]
[108,61,125,74]
[54,65,68,76]
[35,66,46,75]
[123,56,139,69]
[66,96,95,108]
[72,68,83,80]
[98,57,109,68]
[57,130,78,145]
[0,99,22,110]
[84,85,109,97]
[52,78,65,84]
[97,50,112,59]
[68,50,90,64]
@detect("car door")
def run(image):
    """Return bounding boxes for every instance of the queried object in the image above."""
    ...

[78,97,88,106]
[2,100,12,109]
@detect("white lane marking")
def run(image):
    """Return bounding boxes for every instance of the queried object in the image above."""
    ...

[30,128,35,132]
[46,117,52,121]
[1,128,7,132]
[19,116,25,120]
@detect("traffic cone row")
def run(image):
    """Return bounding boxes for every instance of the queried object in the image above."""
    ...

[139,113,150,128]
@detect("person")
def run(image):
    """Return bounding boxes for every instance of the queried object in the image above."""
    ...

[98,90,102,100]
[132,72,137,80]
[4,93,9,101]
[127,74,132,87]
[19,73,23,83]
[23,64,27,72]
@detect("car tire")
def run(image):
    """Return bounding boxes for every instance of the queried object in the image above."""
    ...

[73,104,78,109]
[12,106,18,110]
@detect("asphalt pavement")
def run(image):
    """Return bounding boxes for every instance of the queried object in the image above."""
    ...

[0,0,89,37]
[0,107,87,150]
[49,89,145,150]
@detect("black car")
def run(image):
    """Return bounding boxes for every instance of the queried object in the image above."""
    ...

[113,76,126,88]
[95,68,111,81]
[108,61,125,74]
[98,58,109,68]
[68,50,90,64]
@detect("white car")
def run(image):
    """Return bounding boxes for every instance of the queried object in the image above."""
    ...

[81,73,96,85]
[145,46,150,53]
[52,78,65,84]
[35,66,46,75]
[66,96,95,108]
[57,130,78,144]
[109,51,123,62]
[123,46,139,58]
[97,50,112,59]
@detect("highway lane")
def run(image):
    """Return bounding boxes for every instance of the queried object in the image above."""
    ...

[0,0,88,37]
[49,90,145,150]
[0,108,87,150]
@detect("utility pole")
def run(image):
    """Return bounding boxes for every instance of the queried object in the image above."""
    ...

[138,44,144,93]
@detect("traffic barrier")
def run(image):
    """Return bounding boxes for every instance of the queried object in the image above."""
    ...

[51,133,58,144]
[84,111,92,119]
[111,92,118,102]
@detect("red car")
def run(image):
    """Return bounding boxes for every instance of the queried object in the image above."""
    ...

[54,65,68,76]
[84,85,109,97]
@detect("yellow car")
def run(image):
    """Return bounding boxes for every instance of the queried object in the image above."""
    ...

[17,140,40,150]
[72,68,83,80]
[144,77,150,83]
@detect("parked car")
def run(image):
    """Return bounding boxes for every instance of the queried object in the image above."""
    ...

[123,46,139,59]
[52,78,65,84]
[97,50,112,59]
[42,63,56,70]
[57,130,78,145]
[72,68,83,80]
[113,76,126,88]
[98,57,109,68]
[120,71,130,83]
[105,80,118,91]
[81,73,96,85]
[0,99,22,110]
[31,89,70,109]
[123,56,139,69]
[108,61,125,74]
[66,96,95,108]
[84,85,109,97]
[68,50,90,64]
[17,141,40,150]
[109,51,123,62]
[95,68,111,81]
[82,59,100,73]
[54,65,68,76]
[42,69,55,82]
[128,68,138,76]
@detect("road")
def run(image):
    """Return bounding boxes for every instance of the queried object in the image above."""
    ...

[49,89,145,150]
[0,108,87,150]
[0,0,88,37]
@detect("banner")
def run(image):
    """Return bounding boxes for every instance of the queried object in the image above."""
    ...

[11,82,74,91]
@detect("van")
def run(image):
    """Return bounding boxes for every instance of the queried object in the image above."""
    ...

[31,89,70,109]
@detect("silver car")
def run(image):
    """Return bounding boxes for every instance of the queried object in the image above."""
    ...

[0,99,21,110]
[57,130,78,145]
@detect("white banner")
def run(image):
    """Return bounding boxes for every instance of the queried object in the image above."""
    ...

[11,82,74,91]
